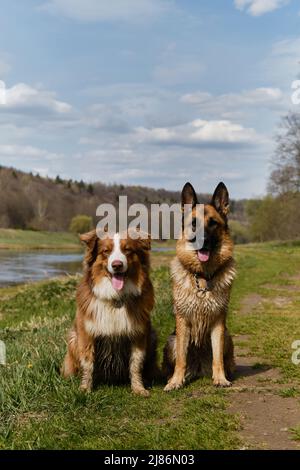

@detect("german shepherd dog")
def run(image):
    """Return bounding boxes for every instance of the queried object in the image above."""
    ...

[61,229,158,397]
[163,182,236,391]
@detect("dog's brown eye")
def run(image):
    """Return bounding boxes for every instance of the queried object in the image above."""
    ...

[124,248,132,255]
[102,249,110,256]
[209,218,218,227]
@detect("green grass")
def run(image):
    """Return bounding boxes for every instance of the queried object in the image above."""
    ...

[0,229,81,250]
[1,242,300,449]
[0,272,239,450]
[229,242,300,382]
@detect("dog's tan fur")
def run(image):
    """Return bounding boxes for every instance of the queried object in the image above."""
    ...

[61,229,158,397]
[163,182,236,391]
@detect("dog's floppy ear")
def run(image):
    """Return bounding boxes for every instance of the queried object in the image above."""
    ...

[80,229,98,266]
[80,229,97,246]
[211,182,229,217]
[129,229,151,270]
[128,228,151,251]
[138,232,151,251]
[181,182,198,209]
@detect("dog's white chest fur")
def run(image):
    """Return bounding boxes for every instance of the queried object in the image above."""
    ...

[85,276,144,338]
[85,298,134,337]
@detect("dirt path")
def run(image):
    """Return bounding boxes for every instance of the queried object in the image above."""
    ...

[228,285,300,450]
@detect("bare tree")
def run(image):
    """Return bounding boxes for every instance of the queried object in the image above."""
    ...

[269,113,300,194]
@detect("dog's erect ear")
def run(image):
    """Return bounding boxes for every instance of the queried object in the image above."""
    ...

[181,182,198,209]
[211,182,229,217]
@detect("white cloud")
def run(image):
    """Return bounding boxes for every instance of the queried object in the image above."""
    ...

[261,37,300,86]
[0,123,34,140]
[0,81,72,114]
[190,119,258,144]
[82,103,130,133]
[136,119,262,147]
[0,144,63,160]
[68,142,268,198]
[181,87,285,118]
[182,87,282,105]
[82,83,188,127]
[40,0,171,22]
[234,0,289,16]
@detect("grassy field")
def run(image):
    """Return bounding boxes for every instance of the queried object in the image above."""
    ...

[1,241,300,449]
[0,229,81,250]
[0,228,175,252]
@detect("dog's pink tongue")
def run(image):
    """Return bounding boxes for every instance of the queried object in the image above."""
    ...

[112,274,124,291]
[198,250,210,263]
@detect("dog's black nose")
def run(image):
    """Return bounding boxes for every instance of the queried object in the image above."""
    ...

[112,260,123,270]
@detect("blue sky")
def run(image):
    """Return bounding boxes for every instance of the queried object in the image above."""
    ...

[0,0,299,198]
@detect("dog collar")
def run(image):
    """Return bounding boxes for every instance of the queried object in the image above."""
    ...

[193,272,212,292]
[192,258,234,293]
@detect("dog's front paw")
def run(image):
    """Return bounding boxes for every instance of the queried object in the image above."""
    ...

[79,382,92,393]
[132,387,150,397]
[213,377,232,388]
[164,378,184,392]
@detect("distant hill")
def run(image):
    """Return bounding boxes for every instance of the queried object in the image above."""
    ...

[0,166,247,232]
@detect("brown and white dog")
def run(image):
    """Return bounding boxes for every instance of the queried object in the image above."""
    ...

[163,182,236,391]
[61,229,158,397]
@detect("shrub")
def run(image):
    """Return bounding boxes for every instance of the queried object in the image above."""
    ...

[69,215,93,234]
[229,220,251,244]
[246,193,300,242]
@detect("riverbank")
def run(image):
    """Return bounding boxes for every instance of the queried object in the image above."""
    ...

[0,229,175,286]
[0,229,81,250]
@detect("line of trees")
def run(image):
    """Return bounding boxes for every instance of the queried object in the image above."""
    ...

[0,166,248,238]
[247,112,300,242]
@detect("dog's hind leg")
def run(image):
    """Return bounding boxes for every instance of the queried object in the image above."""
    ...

[161,333,176,379]
[143,326,161,384]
